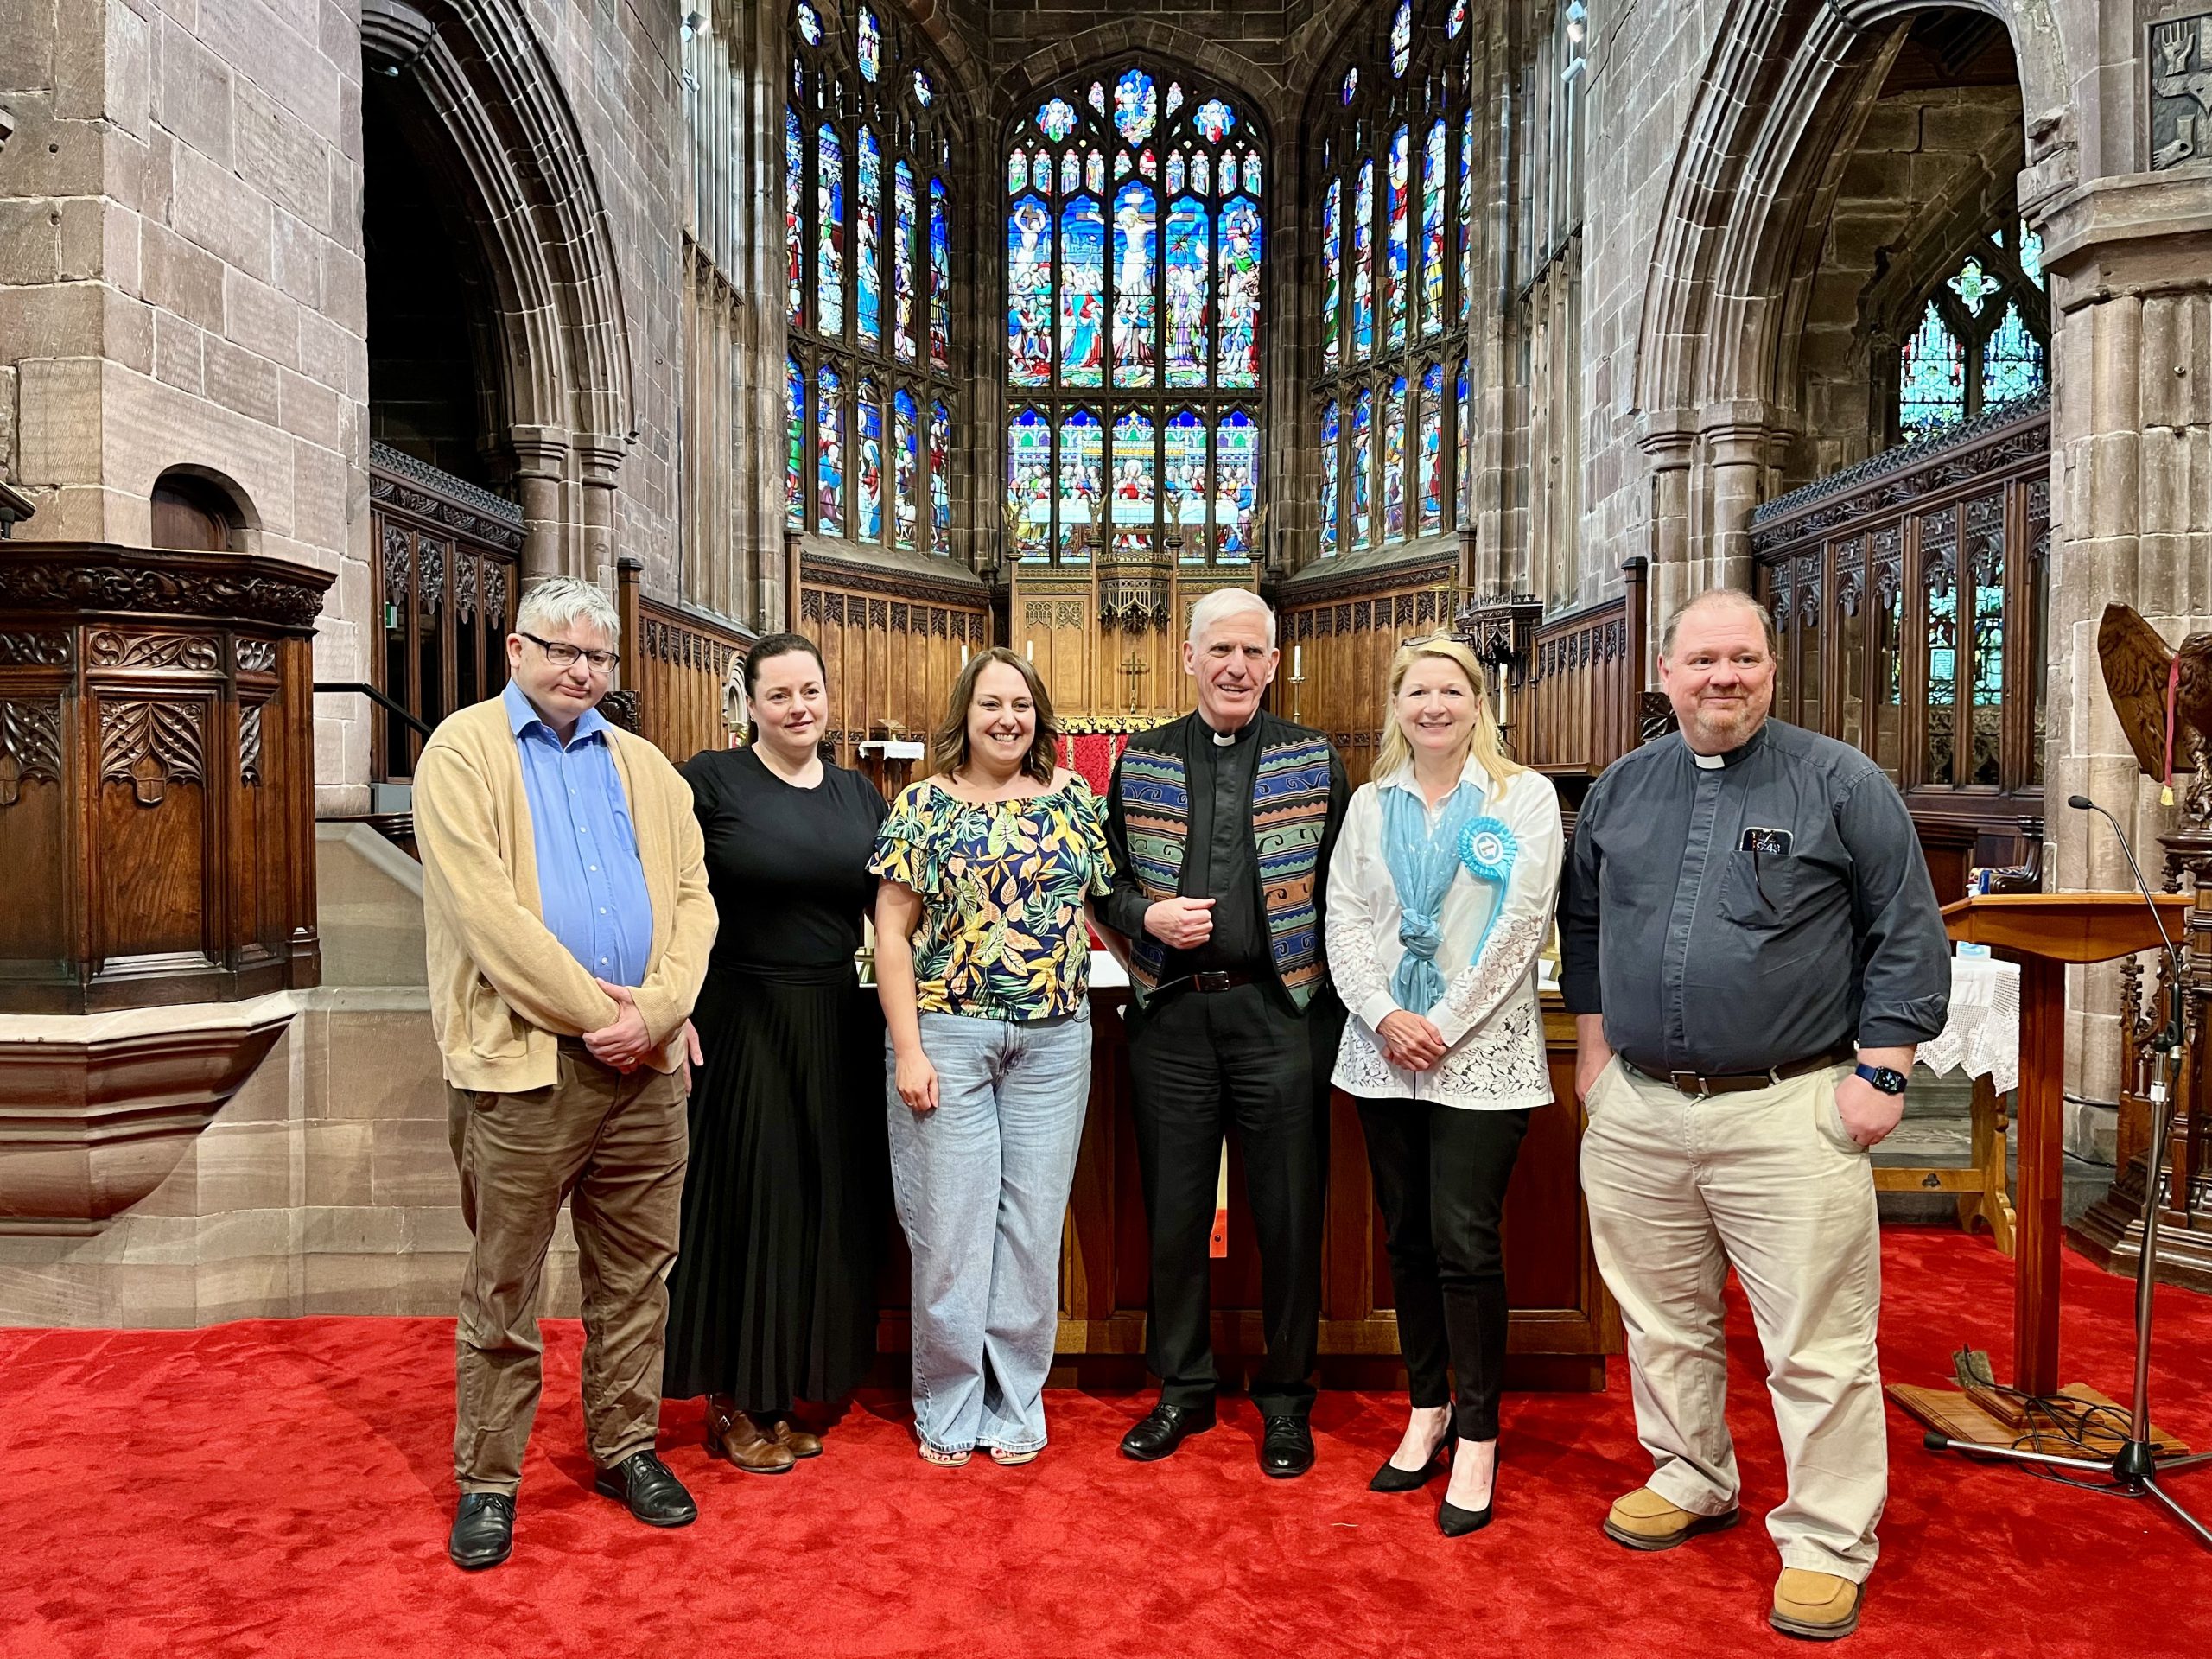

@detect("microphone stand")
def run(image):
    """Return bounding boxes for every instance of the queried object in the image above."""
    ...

[1924,794,2211,1548]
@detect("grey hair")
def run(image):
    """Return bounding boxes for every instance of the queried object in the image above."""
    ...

[1186,587,1277,648]
[1660,587,1776,659]
[515,576,621,644]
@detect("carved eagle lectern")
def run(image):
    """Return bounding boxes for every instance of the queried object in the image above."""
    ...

[2098,602,2212,812]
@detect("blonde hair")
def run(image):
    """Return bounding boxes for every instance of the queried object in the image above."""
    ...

[1373,636,1522,791]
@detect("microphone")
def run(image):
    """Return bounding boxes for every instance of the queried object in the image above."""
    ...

[2068,793,2187,1050]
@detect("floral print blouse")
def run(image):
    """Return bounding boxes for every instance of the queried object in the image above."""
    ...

[870,776,1116,1022]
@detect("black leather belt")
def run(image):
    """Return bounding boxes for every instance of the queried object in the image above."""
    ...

[1626,1046,1854,1098]
[1155,969,1260,995]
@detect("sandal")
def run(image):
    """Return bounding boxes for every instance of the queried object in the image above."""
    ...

[988,1445,1040,1466]
[918,1439,971,1467]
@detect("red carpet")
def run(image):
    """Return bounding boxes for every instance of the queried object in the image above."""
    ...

[3,1229,2209,1658]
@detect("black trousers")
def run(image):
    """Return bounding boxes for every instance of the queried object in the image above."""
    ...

[1125,982,1342,1418]
[1358,1101,1530,1441]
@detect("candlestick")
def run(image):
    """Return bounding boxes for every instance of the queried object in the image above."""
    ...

[1025,639,1034,662]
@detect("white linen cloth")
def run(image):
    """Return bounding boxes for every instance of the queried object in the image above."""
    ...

[1913,954,2020,1095]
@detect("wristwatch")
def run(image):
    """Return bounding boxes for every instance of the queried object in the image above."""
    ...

[1853,1063,1908,1096]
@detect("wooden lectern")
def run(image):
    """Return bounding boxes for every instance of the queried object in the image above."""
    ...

[1942,893,2193,1397]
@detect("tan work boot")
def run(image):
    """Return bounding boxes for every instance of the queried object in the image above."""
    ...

[705,1398,797,1474]
[765,1412,823,1459]
[1769,1569,1862,1640]
[1602,1485,1742,1550]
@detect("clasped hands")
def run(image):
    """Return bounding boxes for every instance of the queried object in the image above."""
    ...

[1376,1008,1447,1072]
[587,978,704,1077]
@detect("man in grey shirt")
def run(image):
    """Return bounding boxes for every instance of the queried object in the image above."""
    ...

[1559,588,1948,1643]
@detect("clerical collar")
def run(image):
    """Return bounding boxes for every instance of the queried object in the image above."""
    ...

[1687,721,1768,770]
[1201,715,1257,747]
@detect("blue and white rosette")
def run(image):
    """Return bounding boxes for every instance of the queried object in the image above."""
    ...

[1459,816,1517,887]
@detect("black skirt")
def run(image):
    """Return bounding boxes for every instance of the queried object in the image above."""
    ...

[661,967,888,1409]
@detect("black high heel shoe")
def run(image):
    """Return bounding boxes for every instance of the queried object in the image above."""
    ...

[1437,1445,1496,1536]
[1369,1408,1455,1493]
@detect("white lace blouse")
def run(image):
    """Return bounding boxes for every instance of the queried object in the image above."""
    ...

[1325,761,1565,1111]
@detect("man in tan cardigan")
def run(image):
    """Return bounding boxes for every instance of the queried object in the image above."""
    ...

[413,576,716,1571]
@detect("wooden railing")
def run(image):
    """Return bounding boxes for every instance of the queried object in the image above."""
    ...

[1521,574,1637,776]
[613,558,754,764]
[1750,392,2050,882]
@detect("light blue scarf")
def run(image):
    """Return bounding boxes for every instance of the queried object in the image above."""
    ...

[1379,776,1522,1016]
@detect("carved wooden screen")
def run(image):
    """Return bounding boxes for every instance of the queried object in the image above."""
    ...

[367,442,523,780]
[1750,395,2048,865]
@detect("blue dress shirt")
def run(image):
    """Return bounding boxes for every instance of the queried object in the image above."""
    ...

[503,680,652,988]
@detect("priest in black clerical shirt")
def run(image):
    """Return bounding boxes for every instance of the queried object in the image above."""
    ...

[1100,588,1348,1478]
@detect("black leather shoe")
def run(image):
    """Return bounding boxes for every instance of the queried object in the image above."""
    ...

[1259,1414,1315,1478]
[1438,1495,1494,1537]
[448,1492,514,1570]
[1370,1408,1455,1493]
[1119,1400,1216,1461]
[593,1450,698,1528]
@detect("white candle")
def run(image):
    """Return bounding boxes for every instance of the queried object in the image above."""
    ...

[1293,644,1303,677]
[959,644,969,666]
[1025,639,1034,662]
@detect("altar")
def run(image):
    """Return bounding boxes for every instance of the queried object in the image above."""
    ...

[871,967,1623,1391]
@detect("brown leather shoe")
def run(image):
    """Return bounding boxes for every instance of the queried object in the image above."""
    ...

[1770,1569,1861,1640]
[705,1399,796,1475]
[766,1413,823,1459]
[1602,1485,1741,1550]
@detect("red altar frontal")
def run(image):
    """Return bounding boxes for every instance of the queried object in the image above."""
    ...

[871,984,1623,1392]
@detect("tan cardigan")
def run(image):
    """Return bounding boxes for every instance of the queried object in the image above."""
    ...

[412,695,717,1093]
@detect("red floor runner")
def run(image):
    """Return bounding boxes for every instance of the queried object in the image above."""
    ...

[3,1228,2209,1658]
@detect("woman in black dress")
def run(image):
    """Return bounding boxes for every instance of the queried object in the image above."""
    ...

[662,633,888,1472]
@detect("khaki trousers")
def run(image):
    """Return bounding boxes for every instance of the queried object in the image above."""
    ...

[448,1045,688,1495]
[1580,1057,1885,1581]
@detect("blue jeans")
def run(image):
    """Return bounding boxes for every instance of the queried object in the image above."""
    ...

[887,1007,1091,1455]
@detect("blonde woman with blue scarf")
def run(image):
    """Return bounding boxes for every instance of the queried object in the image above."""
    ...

[1325,635,1564,1538]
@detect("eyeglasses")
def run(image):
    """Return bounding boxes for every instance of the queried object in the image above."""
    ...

[520,632,620,672]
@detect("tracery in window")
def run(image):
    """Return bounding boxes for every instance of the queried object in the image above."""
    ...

[787,4,960,555]
[1003,60,1265,566]
[1314,2,1479,555]
[1892,218,2048,444]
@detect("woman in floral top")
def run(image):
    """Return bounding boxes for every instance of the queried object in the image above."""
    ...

[871,647,1115,1467]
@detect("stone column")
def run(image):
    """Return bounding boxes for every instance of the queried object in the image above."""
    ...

[2039,169,2212,1125]
[508,430,572,582]
[1701,418,1780,594]
[1637,424,1695,671]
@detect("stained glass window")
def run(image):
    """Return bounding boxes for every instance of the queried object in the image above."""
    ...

[1004,60,1263,565]
[1165,196,1209,388]
[856,382,883,539]
[856,6,879,81]
[1898,303,1964,440]
[855,129,882,346]
[786,4,957,553]
[785,111,804,327]
[1217,196,1261,389]
[1982,302,2040,408]
[1319,400,1340,556]
[1352,159,1375,361]
[1386,127,1410,351]
[1112,182,1158,387]
[1382,373,1408,543]
[1217,410,1257,561]
[1891,227,2048,443]
[1061,408,1103,559]
[929,179,950,372]
[1315,12,1475,561]
[1166,410,1207,563]
[1109,410,1154,556]
[893,161,917,361]
[786,358,804,527]
[1419,364,1444,533]
[1421,119,1446,337]
[893,389,918,549]
[1455,360,1471,529]
[1322,177,1342,371]
[1009,410,1052,559]
[817,365,845,535]
[929,401,951,555]
[817,125,845,334]
[1351,388,1372,548]
[1343,67,1359,105]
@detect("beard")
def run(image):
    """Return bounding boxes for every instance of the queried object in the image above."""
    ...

[1681,695,1766,753]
